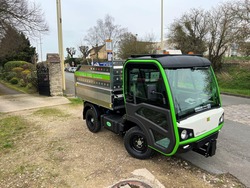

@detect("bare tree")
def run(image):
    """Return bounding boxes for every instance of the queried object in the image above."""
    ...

[206,0,249,70]
[84,26,102,49]
[168,0,250,71]
[66,47,76,58]
[117,32,136,59]
[0,0,49,38]
[79,45,90,64]
[79,46,89,58]
[168,9,209,54]
[230,0,250,23]
[84,14,127,57]
[118,32,155,59]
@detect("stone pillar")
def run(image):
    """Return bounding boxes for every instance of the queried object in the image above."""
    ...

[47,53,63,96]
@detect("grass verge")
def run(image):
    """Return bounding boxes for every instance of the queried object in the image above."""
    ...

[0,116,27,151]
[216,63,250,97]
[68,97,83,105]
[33,108,70,117]
[223,56,250,61]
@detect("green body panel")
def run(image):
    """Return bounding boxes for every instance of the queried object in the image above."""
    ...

[75,71,110,81]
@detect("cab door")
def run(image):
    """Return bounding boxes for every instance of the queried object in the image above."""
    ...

[124,63,176,155]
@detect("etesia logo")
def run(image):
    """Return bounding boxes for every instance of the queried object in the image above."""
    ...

[207,117,210,122]
[106,121,112,127]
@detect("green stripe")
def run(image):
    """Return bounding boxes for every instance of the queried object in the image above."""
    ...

[179,122,224,145]
[75,71,110,80]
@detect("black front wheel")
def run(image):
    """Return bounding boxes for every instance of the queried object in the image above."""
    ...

[124,127,154,159]
[85,108,101,133]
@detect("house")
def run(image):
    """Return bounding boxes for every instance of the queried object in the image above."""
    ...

[88,44,107,60]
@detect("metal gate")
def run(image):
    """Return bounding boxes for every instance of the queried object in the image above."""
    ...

[37,63,50,96]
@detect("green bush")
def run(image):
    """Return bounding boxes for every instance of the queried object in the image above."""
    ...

[22,63,34,70]
[21,69,31,76]
[11,67,24,80]
[4,61,30,72]
[2,61,37,91]
[1,72,7,80]
[5,72,17,81]
[12,67,24,73]
[21,69,31,80]
[10,77,18,85]
[19,79,26,87]
[26,83,33,89]
[27,70,37,88]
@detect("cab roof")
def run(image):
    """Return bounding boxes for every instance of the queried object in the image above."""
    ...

[128,54,211,68]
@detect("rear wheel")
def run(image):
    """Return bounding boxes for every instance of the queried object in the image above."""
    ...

[124,126,154,159]
[85,107,101,133]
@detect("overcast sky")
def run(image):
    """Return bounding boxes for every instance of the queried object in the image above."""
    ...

[32,0,229,61]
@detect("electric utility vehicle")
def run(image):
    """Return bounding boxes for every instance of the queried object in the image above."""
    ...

[75,54,224,159]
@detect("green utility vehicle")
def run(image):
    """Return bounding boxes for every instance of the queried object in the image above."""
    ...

[75,54,224,159]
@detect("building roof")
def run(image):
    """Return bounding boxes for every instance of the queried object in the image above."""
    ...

[89,44,105,53]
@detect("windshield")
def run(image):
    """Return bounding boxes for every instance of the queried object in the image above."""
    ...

[165,67,220,120]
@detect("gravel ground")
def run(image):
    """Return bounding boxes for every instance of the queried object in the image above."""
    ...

[0,104,245,188]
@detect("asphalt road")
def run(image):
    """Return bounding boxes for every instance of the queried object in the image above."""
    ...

[66,72,250,187]
[179,95,250,187]
[64,71,75,96]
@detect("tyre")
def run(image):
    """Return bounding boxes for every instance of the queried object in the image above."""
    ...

[85,107,101,133]
[124,126,154,159]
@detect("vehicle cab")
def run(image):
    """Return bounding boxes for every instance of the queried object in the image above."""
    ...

[123,54,224,158]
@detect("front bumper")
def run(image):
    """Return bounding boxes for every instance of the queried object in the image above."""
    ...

[178,131,219,157]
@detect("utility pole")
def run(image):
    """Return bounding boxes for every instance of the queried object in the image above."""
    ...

[161,0,164,51]
[39,33,43,62]
[56,0,66,90]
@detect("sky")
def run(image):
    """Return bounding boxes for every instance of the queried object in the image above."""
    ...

[31,0,229,61]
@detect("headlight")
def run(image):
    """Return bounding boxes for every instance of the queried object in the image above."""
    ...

[219,113,224,124]
[181,129,188,140]
[178,128,194,141]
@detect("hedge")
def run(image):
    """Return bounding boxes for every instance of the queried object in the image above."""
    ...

[4,61,30,72]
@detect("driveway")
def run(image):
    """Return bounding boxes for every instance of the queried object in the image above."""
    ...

[0,81,70,113]
[0,94,70,113]
[0,82,23,95]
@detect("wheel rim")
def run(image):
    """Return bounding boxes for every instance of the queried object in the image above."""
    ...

[87,114,94,128]
[131,135,147,153]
